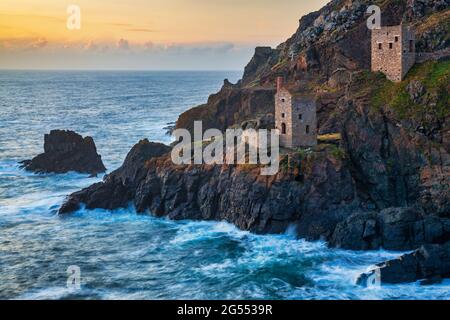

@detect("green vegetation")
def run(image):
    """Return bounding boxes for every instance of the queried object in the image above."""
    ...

[330,145,346,160]
[416,10,450,41]
[246,78,261,88]
[295,147,312,160]
[271,58,289,72]
[352,71,387,105]
[371,60,450,123]
[318,133,342,143]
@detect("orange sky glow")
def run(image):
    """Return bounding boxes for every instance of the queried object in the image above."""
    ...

[0,0,329,69]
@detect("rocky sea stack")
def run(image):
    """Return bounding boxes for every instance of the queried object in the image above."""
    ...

[21,130,106,176]
[60,0,449,285]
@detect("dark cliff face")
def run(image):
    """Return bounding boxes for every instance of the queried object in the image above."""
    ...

[133,150,356,235]
[59,139,171,213]
[176,84,276,135]
[61,142,356,236]
[61,0,449,260]
[175,0,449,136]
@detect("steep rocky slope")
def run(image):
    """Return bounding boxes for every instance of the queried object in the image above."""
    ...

[61,141,356,236]
[59,0,449,284]
[176,0,449,135]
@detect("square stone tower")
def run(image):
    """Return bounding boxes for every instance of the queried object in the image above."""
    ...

[371,24,416,82]
[275,77,317,149]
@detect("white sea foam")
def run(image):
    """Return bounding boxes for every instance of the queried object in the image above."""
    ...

[1,71,448,300]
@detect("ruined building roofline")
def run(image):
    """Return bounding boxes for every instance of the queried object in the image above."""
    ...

[276,86,315,99]
[372,24,415,34]
[275,77,315,98]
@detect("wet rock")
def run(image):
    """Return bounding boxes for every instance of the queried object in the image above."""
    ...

[420,275,443,285]
[60,144,356,235]
[58,0,450,253]
[331,207,450,250]
[163,122,176,136]
[59,139,171,214]
[357,242,450,285]
[20,130,106,176]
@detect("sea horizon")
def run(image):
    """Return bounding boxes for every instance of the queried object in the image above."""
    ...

[1,0,449,304]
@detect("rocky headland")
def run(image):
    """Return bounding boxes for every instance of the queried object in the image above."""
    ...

[59,0,449,285]
[21,130,106,176]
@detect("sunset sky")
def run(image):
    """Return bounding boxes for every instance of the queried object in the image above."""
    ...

[0,0,329,70]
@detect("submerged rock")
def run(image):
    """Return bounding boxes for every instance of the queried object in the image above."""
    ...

[357,242,450,286]
[20,130,106,176]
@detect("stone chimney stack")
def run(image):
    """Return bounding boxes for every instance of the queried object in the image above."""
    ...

[276,76,284,92]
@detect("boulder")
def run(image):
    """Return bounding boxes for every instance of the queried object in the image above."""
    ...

[357,242,450,286]
[20,130,106,176]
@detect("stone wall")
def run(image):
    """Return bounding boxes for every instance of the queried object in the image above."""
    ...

[275,88,293,148]
[372,25,404,82]
[291,96,317,148]
[401,25,416,79]
[416,47,450,63]
[275,88,317,149]
[371,25,416,82]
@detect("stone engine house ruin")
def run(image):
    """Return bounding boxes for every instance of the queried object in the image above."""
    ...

[371,24,416,82]
[275,77,317,149]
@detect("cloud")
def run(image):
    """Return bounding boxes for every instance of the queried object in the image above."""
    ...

[214,43,235,53]
[116,38,129,50]
[127,28,155,33]
[0,38,242,56]
[31,38,48,49]
[108,23,133,27]
[0,38,255,70]
[144,41,155,49]
[158,42,236,55]
[2,37,49,50]
[84,40,98,51]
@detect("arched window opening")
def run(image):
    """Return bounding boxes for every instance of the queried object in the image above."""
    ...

[281,123,287,135]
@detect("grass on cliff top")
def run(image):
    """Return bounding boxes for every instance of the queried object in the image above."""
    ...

[318,133,342,143]
[415,9,450,36]
[370,60,450,120]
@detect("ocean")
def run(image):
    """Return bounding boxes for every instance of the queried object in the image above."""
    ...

[0,70,448,300]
